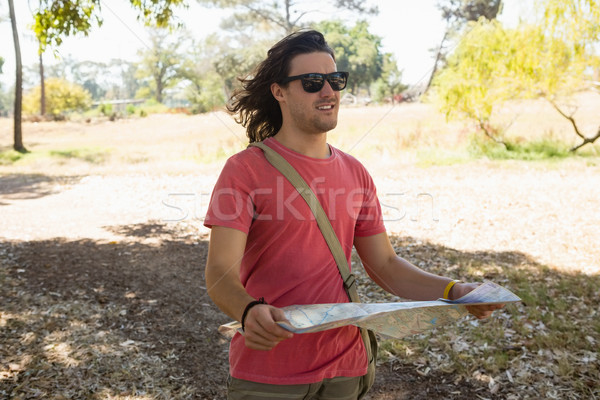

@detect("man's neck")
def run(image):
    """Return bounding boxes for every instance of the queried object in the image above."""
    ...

[273,130,330,159]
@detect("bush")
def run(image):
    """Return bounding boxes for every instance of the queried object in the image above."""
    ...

[468,134,571,160]
[23,78,92,119]
[185,72,225,113]
[99,103,114,116]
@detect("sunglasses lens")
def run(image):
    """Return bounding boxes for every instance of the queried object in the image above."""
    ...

[295,72,348,93]
[328,73,347,91]
[301,74,325,93]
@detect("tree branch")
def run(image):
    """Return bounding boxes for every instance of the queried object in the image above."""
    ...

[547,97,600,152]
[570,126,600,152]
[547,98,586,140]
[478,119,507,148]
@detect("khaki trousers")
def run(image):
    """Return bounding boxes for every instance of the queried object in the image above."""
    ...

[227,375,365,400]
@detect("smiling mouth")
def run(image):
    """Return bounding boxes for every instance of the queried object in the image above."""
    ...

[317,105,334,110]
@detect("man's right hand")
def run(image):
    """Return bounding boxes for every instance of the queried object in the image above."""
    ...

[242,304,294,351]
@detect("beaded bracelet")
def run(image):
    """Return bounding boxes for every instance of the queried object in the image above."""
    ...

[241,297,267,332]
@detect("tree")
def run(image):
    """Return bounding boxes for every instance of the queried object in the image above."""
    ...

[135,28,184,103]
[0,57,9,117]
[23,77,91,119]
[374,53,407,104]
[5,0,187,151]
[315,20,385,93]
[8,0,25,152]
[199,0,377,35]
[179,34,227,112]
[432,20,534,144]
[432,18,593,148]
[425,0,503,94]
[540,0,600,151]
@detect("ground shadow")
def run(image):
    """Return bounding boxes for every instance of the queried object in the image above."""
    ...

[1,226,598,399]
[0,173,83,204]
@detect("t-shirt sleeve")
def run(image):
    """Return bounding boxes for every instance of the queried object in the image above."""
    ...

[354,169,386,237]
[204,156,255,234]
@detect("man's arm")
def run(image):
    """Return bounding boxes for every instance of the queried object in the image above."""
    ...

[205,226,293,350]
[353,232,502,319]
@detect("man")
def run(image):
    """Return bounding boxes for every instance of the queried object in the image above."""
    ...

[204,30,502,400]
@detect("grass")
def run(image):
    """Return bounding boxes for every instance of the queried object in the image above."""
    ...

[0,147,112,166]
[371,237,600,398]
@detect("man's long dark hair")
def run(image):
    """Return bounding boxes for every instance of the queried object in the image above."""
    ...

[227,30,335,143]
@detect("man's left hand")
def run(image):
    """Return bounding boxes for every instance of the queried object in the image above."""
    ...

[452,282,505,319]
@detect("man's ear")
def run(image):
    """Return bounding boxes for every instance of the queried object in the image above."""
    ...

[271,82,285,102]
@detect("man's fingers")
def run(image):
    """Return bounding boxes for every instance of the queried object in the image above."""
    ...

[466,303,505,319]
[243,305,293,350]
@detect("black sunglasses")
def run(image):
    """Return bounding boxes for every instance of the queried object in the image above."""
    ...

[279,71,349,93]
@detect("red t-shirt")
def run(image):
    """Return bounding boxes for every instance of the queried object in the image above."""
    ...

[204,138,386,384]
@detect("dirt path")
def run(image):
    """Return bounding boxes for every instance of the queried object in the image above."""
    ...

[1,112,599,398]
[1,162,598,274]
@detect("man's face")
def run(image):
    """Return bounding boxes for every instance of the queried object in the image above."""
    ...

[277,52,341,135]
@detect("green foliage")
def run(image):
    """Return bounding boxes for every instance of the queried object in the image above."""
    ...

[186,72,226,113]
[0,147,111,165]
[126,104,136,115]
[34,0,100,53]
[213,40,268,95]
[541,0,600,51]
[437,0,503,25]
[136,99,169,116]
[33,0,187,53]
[468,134,572,160]
[432,19,589,141]
[0,149,27,165]
[373,53,407,103]
[179,34,228,111]
[135,28,185,103]
[199,0,377,35]
[98,103,113,116]
[48,147,110,164]
[315,20,384,92]
[0,84,9,117]
[23,77,92,118]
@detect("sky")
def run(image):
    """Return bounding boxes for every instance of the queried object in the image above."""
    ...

[0,0,531,88]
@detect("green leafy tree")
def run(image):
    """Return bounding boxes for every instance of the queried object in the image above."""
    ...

[199,0,377,35]
[33,0,188,53]
[539,0,600,151]
[315,20,385,93]
[179,34,227,112]
[374,53,407,104]
[135,28,185,103]
[4,0,187,151]
[425,0,503,94]
[23,77,91,118]
[432,18,592,148]
[213,37,270,97]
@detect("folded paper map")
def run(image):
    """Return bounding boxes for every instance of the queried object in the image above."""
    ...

[218,281,521,340]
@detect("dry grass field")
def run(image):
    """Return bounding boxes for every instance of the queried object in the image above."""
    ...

[1,96,599,399]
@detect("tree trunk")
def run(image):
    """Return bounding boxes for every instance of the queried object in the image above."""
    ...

[156,78,163,104]
[423,30,448,97]
[8,0,26,152]
[40,51,46,116]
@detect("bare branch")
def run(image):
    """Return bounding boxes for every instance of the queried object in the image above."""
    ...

[570,126,600,152]
[546,97,586,140]
[478,120,508,149]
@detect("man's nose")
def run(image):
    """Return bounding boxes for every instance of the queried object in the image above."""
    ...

[320,80,335,96]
